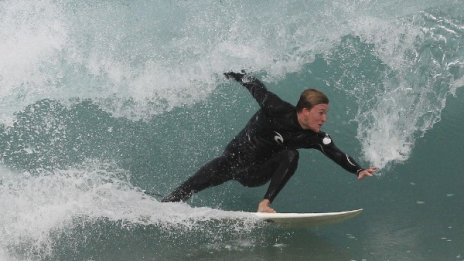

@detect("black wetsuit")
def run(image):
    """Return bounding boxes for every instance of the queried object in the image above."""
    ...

[162,73,363,203]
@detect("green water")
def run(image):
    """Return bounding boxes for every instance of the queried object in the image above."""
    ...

[1,0,463,260]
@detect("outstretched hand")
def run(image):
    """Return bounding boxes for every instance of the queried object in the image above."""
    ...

[224,70,246,81]
[357,167,379,180]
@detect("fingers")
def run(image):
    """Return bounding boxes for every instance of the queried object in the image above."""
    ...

[357,167,378,180]
[224,71,237,78]
[357,171,371,180]
[224,70,246,81]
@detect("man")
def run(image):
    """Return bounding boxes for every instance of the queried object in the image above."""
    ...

[162,71,378,213]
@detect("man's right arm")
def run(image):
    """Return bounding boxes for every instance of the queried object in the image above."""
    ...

[224,71,290,112]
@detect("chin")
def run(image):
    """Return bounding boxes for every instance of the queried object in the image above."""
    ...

[310,127,320,133]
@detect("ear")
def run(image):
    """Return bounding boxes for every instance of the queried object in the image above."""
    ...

[297,108,307,116]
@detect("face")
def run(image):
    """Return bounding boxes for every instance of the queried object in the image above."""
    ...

[298,104,329,132]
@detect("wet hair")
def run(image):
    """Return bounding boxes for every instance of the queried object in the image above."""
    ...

[296,89,329,112]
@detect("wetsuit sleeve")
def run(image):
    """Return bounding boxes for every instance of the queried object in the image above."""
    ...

[316,134,364,176]
[230,73,292,113]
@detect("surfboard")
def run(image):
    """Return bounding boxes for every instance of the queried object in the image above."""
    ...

[252,209,363,227]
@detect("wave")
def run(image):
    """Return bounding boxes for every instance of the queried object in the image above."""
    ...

[1,0,463,259]
[1,1,462,170]
[0,163,259,259]
[330,7,464,168]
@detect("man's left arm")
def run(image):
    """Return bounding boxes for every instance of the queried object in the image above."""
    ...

[317,134,377,179]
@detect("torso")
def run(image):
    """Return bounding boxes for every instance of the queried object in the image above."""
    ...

[225,104,323,162]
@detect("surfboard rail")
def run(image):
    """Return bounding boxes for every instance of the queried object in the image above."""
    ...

[253,209,363,227]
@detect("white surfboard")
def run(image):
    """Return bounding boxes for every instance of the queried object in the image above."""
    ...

[252,209,363,227]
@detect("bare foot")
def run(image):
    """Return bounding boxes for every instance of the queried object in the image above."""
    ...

[257,199,276,213]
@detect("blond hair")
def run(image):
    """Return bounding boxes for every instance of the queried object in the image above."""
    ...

[296,89,329,112]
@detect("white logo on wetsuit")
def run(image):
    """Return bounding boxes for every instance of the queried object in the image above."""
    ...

[273,131,284,144]
[322,136,332,145]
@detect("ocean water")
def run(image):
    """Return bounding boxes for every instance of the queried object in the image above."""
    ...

[1,0,463,260]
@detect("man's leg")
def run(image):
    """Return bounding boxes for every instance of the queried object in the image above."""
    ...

[161,155,235,202]
[237,150,299,203]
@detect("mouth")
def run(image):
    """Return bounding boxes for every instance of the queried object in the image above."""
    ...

[311,125,322,132]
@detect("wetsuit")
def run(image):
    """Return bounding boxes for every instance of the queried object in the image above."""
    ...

[162,73,363,203]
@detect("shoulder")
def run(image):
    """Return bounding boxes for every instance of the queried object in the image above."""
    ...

[264,96,295,115]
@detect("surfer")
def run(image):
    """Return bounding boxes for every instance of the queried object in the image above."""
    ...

[162,71,378,213]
